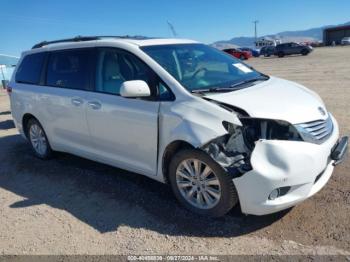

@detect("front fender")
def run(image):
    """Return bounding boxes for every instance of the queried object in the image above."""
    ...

[161,98,241,147]
[156,97,242,181]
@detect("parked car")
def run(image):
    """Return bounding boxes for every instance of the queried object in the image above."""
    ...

[259,46,276,57]
[8,36,348,217]
[240,47,260,57]
[341,37,350,45]
[223,48,252,60]
[275,42,313,57]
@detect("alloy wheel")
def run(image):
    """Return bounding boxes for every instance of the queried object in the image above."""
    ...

[176,159,221,209]
[29,123,48,156]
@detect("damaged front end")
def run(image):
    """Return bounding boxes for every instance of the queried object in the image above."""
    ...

[201,117,303,178]
[201,123,252,176]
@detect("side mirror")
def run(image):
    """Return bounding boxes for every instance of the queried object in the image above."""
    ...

[120,80,151,98]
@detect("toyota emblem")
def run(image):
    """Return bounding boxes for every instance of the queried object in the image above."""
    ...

[318,107,326,116]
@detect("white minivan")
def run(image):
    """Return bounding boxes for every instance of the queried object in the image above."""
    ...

[8,36,348,217]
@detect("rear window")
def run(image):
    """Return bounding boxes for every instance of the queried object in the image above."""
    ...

[15,52,46,84]
[46,49,91,90]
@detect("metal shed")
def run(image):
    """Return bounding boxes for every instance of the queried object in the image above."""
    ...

[323,25,350,45]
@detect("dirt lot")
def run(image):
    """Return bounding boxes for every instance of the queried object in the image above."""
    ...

[0,47,349,255]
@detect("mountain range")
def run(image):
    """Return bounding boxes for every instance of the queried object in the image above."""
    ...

[212,21,350,49]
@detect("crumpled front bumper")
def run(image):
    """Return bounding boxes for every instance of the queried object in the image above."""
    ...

[233,115,344,215]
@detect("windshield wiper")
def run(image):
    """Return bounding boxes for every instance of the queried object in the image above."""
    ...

[191,76,269,94]
[229,76,269,88]
[191,87,239,94]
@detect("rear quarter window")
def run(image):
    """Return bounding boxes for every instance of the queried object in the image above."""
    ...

[15,52,46,84]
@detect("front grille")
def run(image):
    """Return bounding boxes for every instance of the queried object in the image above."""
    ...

[295,116,333,144]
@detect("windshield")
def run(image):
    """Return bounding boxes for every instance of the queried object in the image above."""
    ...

[141,44,264,92]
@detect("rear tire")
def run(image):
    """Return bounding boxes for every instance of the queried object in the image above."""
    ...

[301,49,309,56]
[26,118,53,159]
[168,149,238,217]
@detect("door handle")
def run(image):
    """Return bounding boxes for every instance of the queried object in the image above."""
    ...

[88,101,102,110]
[71,98,84,106]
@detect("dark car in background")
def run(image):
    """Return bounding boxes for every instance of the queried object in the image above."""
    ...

[223,48,252,60]
[240,47,260,57]
[275,42,313,57]
[259,46,276,57]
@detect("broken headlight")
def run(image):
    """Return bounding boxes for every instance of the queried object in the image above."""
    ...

[235,118,303,149]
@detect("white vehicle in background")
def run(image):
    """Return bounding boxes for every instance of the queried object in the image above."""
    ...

[8,36,348,217]
[255,37,281,50]
[341,37,350,45]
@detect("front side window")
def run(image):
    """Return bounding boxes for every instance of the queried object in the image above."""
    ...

[46,49,91,90]
[142,44,264,92]
[95,48,159,97]
[16,52,46,85]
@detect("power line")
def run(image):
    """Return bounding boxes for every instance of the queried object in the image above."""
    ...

[0,54,19,59]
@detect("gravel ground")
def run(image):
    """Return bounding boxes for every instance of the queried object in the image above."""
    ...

[0,46,349,255]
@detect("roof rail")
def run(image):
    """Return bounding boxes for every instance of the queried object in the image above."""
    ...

[31,35,153,49]
[32,36,100,49]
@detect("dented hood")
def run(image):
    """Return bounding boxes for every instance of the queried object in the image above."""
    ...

[204,76,327,124]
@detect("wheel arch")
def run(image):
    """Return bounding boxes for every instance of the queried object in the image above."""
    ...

[162,140,195,183]
[22,113,39,138]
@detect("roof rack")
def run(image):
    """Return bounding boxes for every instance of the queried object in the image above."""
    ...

[32,36,100,49]
[31,35,153,49]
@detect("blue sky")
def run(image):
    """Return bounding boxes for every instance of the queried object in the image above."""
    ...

[1,0,350,56]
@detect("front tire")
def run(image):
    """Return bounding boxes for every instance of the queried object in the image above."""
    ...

[277,51,285,58]
[168,149,238,217]
[26,118,53,159]
[301,49,309,56]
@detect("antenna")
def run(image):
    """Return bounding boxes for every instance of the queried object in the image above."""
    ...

[167,21,178,37]
[253,20,259,42]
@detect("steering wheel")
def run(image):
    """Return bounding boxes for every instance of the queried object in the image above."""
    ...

[191,67,208,80]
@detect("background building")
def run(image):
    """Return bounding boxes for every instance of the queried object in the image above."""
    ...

[323,25,350,45]
[0,54,18,87]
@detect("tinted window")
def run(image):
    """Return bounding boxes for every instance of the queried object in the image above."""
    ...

[46,49,91,90]
[15,52,46,84]
[95,48,158,96]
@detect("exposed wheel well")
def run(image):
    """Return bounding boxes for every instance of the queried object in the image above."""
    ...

[162,140,194,183]
[22,113,38,138]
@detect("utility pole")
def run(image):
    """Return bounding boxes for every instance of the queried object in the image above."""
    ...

[0,65,5,81]
[253,20,259,42]
[167,21,178,37]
